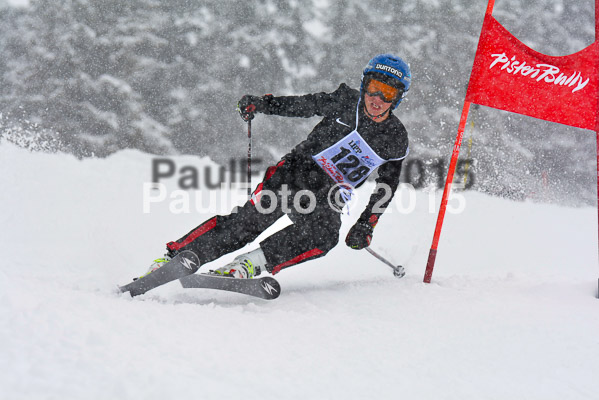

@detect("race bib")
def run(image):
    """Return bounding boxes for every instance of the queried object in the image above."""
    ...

[312,130,386,189]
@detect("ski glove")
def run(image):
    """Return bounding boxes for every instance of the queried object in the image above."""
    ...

[237,94,280,121]
[237,95,263,122]
[345,215,378,250]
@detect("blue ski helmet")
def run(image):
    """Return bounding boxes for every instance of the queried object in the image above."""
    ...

[361,54,411,109]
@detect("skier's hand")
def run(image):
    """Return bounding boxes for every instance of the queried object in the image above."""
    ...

[345,220,375,250]
[237,95,262,122]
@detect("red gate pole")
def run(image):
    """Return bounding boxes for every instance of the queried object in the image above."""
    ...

[595,128,598,298]
[423,0,496,283]
[423,101,471,283]
[595,0,599,298]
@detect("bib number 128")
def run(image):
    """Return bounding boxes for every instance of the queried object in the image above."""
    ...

[330,146,370,183]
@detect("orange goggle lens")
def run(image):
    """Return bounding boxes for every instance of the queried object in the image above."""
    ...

[365,79,400,102]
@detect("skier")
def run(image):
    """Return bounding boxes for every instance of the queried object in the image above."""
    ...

[146,53,411,279]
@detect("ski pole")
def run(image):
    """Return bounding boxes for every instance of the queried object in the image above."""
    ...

[365,247,405,278]
[247,119,252,199]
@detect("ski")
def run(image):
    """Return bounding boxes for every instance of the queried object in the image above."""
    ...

[119,250,200,297]
[179,273,281,300]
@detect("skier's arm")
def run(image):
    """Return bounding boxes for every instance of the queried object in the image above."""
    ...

[259,91,336,118]
[345,160,403,249]
[238,84,352,120]
[361,160,403,222]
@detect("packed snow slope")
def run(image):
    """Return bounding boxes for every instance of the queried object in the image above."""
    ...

[1,143,598,400]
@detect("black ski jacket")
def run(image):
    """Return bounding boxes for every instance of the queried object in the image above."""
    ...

[259,83,409,223]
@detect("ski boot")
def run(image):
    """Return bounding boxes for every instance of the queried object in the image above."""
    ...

[212,248,267,279]
[135,255,172,280]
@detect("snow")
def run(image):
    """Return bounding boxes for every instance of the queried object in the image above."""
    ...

[303,19,330,39]
[3,0,29,7]
[1,142,598,400]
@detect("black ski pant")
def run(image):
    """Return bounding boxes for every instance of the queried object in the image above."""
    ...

[166,161,342,274]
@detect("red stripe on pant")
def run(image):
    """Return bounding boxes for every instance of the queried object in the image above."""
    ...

[271,248,324,275]
[167,217,217,252]
[250,160,285,206]
[266,160,285,180]
[250,182,264,206]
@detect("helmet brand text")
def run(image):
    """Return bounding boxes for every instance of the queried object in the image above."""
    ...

[375,64,403,79]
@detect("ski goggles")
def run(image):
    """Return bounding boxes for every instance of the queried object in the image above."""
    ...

[365,79,401,103]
